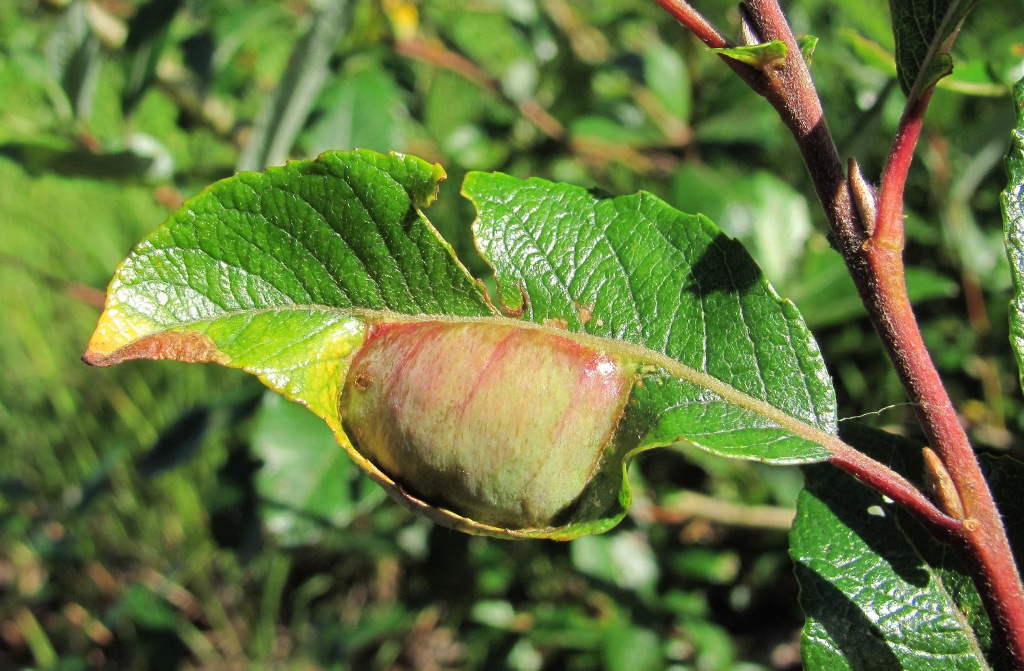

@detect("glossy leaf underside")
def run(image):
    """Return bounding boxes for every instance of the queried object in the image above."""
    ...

[1003,76,1024,392]
[85,149,836,538]
[792,424,1021,670]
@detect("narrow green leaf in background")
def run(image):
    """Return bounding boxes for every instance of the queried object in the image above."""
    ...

[792,424,1019,670]
[300,60,407,157]
[643,41,692,124]
[235,1,353,172]
[252,392,385,546]
[121,0,185,119]
[1002,75,1024,392]
[888,0,976,98]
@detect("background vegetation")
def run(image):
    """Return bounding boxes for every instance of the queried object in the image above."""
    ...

[2,0,1022,668]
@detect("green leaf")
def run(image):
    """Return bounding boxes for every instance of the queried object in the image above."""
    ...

[86,149,838,539]
[710,41,788,69]
[792,423,1018,670]
[840,29,898,76]
[300,60,406,157]
[799,35,819,64]
[432,5,533,83]
[252,392,384,546]
[569,115,664,147]
[422,71,511,171]
[113,586,181,632]
[84,149,489,426]
[1003,76,1024,393]
[45,0,101,122]
[888,0,977,99]
[643,41,692,122]
[464,172,836,463]
[571,532,659,595]
[603,625,663,671]
[235,1,352,171]
[121,0,185,119]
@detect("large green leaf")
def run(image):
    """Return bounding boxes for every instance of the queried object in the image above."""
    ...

[86,149,837,539]
[465,173,836,463]
[888,0,976,98]
[85,150,490,417]
[1003,76,1024,392]
[792,424,1019,670]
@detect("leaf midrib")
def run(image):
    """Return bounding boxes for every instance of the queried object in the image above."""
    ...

[892,512,993,668]
[116,304,840,463]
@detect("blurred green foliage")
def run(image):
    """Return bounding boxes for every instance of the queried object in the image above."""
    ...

[1,0,1021,668]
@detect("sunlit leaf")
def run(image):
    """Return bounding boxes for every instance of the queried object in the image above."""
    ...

[45,0,101,122]
[643,41,692,122]
[252,392,385,546]
[121,0,185,118]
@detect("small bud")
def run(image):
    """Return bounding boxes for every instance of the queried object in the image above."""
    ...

[848,158,878,236]
[340,319,636,531]
[922,447,965,520]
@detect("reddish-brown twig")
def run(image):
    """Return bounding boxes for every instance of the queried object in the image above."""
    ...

[655,0,1024,665]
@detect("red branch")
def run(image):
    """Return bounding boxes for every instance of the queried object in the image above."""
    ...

[827,447,962,536]
[872,88,933,247]
[861,97,1024,669]
[654,0,1024,665]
